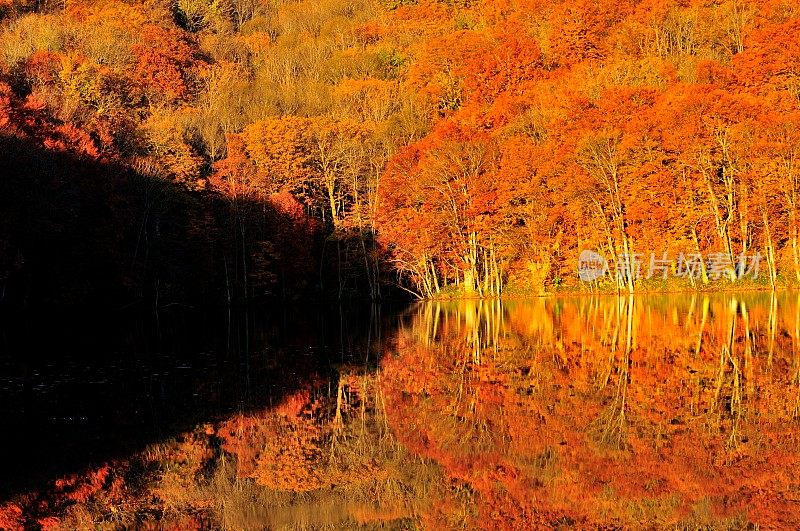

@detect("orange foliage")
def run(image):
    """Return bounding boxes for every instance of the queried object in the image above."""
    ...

[131,25,199,103]
[5,0,799,298]
[380,295,800,528]
[0,503,23,531]
[374,0,800,295]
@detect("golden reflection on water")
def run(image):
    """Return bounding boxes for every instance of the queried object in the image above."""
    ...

[15,293,800,529]
[380,293,800,528]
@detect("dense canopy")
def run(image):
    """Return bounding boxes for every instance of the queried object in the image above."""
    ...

[1,0,799,301]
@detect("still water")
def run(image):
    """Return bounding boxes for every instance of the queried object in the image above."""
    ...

[2,293,800,529]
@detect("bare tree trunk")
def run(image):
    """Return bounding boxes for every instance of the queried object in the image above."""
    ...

[791,210,800,282]
[691,225,710,284]
[763,208,778,289]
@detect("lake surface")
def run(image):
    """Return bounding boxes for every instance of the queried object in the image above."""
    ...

[2,293,800,528]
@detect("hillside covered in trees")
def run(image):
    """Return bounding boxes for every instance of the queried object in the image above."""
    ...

[0,0,799,303]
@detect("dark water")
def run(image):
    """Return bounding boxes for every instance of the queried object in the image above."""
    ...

[4,293,800,529]
[0,303,392,499]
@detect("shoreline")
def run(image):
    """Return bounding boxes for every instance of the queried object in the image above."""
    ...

[413,283,799,302]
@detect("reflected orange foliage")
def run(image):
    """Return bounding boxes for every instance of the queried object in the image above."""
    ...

[379,294,800,528]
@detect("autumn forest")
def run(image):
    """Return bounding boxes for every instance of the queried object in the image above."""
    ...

[1,0,799,303]
[3,0,800,528]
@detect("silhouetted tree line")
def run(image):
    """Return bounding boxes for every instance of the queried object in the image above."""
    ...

[0,133,387,310]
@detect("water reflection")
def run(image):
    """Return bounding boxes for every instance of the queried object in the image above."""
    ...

[384,293,800,528]
[0,303,389,500]
[4,293,800,529]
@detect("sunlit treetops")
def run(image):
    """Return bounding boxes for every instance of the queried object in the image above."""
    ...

[1,0,800,297]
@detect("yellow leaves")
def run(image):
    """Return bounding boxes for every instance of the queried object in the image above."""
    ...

[309,115,374,147]
[67,0,149,32]
[238,31,273,63]
[66,0,149,29]
[334,77,392,98]
[241,116,314,187]
[240,115,374,186]
[55,54,131,122]
[175,0,211,31]
[0,13,64,67]
[141,107,204,185]
[58,55,106,102]
[332,78,397,121]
